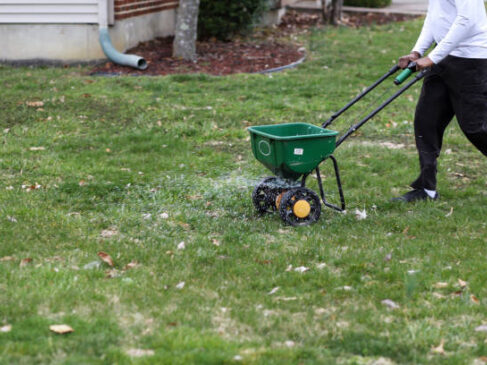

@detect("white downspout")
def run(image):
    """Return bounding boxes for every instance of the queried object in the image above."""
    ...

[98,0,148,70]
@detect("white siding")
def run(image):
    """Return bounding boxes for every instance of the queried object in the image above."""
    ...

[0,0,100,23]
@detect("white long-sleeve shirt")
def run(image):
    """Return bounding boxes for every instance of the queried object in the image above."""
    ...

[412,0,487,63]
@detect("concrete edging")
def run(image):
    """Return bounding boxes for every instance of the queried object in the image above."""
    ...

[257,54,306,74]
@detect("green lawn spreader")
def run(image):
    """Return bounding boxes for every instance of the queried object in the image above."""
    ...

[248,63,427,226]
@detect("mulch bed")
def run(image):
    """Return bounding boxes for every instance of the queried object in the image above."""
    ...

[90,11,418,76]
[91,36,305,76]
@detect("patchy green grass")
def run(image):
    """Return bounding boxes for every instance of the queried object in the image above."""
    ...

[1,19,487,364]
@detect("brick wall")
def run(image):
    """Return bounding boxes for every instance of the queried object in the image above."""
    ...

[114,0,178,20]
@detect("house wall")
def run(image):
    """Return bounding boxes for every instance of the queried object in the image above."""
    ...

[0,0,287,63]
[0,0,100,24]
[0,0,177,63]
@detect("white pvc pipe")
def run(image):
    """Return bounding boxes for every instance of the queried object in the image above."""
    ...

[97,0,147,70]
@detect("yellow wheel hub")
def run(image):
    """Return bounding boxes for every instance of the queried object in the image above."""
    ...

[293,199,311,218]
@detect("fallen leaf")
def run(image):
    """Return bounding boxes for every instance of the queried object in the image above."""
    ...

[177,241,185,250]
[49,324,74,334]
[380,141,404,149]
[381,299,400,309]
[175,281,185,289]
[126,348,155,357]
[354,208,367,220]
[285,264,293,272]
[294,266,309,273]
[432,292,447,299]
[29,146,45,151]
[434,282,449,289]
[458,278,468,288]
[186,194,202,200]
[83,260,101,270]
[123,261,138,270]
[284,340,295,348]
[178,222,190,230]
[268,287,280,295]
[26,101,44,107]
[105,269,120,278]
[274,296,298,301]
[445,207,454,217]
[45,256,64,262]
[20,258,33,267]
[0,324,12,332]
[314,308,327,315]
[0,256,15,262]
[431,339,445,355]
[316,262,327,269]
[212,239,221,246]
[24,183,41,191]
[471,294,480,304]
[97,251,114,267]
[100,227,118,238]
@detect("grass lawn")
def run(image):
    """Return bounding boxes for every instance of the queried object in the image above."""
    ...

[1,18,487,364]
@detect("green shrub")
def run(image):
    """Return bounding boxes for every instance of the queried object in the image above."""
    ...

[344,0,391,8]
[198,0,270,41]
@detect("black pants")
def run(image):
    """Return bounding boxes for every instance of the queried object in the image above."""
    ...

[411,55,487,191]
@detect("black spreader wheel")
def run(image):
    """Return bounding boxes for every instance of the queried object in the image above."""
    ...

[279,187,321,226]
[252,177,281,214]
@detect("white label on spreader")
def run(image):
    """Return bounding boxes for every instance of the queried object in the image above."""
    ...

[294,148,304,155]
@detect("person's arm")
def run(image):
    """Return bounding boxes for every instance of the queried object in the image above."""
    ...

[398,10,434,69]
[412,12,435,57]
[427,0,475,64]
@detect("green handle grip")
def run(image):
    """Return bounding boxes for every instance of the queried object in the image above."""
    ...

[394,69,412,85]
[394,62,417,85]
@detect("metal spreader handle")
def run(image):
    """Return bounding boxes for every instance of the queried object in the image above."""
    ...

[321,62,429,148]
[322,64,400,129]
[335,68,428,148]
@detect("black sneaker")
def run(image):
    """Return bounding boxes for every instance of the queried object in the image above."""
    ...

[391,189,439,203]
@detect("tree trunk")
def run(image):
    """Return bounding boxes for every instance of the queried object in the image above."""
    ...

[330,0,343,25]
[173,0,200,61]
[322,0,343,25]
